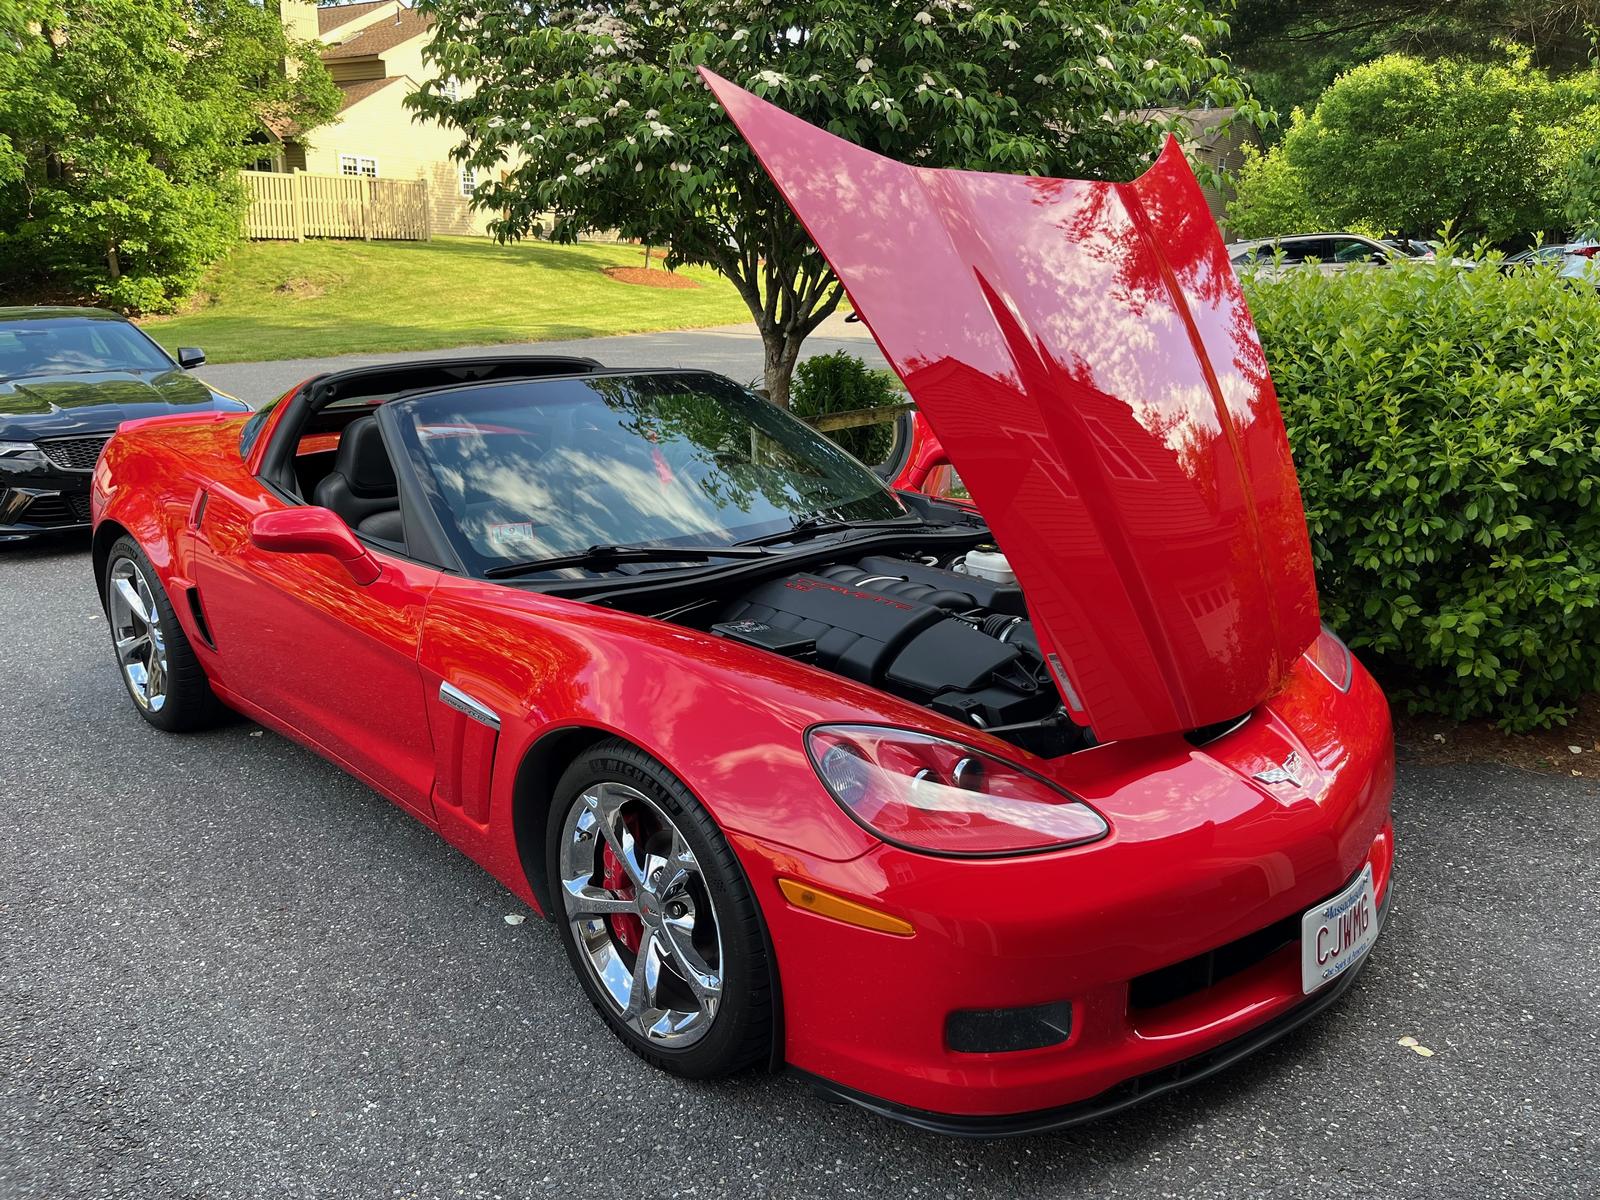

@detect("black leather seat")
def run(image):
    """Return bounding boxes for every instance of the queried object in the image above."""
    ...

[312,416,403,542]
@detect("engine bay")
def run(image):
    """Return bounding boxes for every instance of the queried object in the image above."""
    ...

[691,549,1090,758]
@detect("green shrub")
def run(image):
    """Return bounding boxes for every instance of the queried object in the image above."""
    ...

[1245,259,1600,729]
[0,0,339,312]
[1227,140,1336,241]
[1228,50,1599,243]
[789,351,903,465]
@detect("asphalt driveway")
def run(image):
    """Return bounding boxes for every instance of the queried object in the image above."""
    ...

[1,534,1596,1200]
[192,315,891,407]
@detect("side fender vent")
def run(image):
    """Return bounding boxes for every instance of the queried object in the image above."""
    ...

[184,585,217,650]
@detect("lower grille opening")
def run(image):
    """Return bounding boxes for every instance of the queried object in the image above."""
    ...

[16,492,91,526]
[1129,912,1300,1011]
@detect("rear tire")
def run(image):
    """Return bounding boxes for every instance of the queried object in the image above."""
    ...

[546,739,774,1079]
[104,535,228,732]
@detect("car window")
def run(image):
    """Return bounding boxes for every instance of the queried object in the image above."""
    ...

[0,317,173,380]
[390,372,907,575]
[1332,238,1385,263]
[1273,240,1318,263]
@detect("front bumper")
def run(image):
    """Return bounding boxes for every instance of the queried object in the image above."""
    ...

[732,656,1397,1129]
[0,446,99,538]
[799,884,1391,1137]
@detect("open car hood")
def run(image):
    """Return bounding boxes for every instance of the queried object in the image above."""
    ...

[703,70,1319,742]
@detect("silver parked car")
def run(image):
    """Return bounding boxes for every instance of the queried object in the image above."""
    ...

[1226,233,1415,275]
[1503,242,1600,286]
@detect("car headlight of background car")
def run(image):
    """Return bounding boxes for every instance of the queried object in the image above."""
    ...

[0,441,47,464]
[806,724,1110,856]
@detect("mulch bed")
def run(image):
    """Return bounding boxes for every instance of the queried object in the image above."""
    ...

[602,266,701,289]
[1393,693,1600,777]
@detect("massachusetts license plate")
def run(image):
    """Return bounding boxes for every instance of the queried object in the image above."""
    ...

[1301,865,1378,994]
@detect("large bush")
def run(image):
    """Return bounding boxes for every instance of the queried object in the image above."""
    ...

[1245,260,1600,728]
[0,0,338,312]
[1229,51,1599,242]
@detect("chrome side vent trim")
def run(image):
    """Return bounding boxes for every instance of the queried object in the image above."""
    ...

[439,681,500,731]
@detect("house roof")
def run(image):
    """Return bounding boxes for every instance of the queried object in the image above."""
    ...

[321,6,433,59]
[260,109,299,140]
[317,1,391,35]
[1142,105,1243,132]
[336,75,405,113]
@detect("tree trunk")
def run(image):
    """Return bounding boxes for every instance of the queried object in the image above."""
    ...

[707,240,846,407]
[105,241,121,280]
[760,328,805,408]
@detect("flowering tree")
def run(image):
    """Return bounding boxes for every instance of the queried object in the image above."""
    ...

[411,0,1255,406]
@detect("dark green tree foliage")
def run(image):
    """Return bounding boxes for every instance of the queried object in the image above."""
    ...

[409,0,1258,406]
[0,0,339,311]
[1225,0,1600,117]
[1247,258,1600,729]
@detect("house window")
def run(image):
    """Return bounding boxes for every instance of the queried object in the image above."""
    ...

[339,154,378,178]
[460,167,478,196]
[442,77,461,102]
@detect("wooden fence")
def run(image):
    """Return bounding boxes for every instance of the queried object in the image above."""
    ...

[803,402,910,433]
[240,170,430,242]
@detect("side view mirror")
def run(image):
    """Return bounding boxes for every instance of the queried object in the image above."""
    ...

[177,347,206,369]
[921,462,970,504]
[249,507,381,585]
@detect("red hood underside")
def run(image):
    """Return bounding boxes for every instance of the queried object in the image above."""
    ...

[702,70,1319,742]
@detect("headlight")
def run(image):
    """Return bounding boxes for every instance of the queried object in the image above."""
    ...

[806,724,1109,857]
[0,440,40,458]
[1305,624,1353,692]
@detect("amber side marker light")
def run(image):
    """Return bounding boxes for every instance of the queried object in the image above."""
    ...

[777,878,915,937]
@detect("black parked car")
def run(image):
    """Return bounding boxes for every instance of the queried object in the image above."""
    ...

[0,307,248,541]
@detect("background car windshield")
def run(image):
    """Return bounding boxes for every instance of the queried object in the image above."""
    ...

[392,372,906,571]
[0,317,173,379]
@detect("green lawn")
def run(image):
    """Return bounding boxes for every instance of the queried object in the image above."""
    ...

[142,237,753,363]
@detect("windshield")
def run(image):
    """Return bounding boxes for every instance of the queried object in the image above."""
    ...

[0,317,173,379]
[390,371,906,574]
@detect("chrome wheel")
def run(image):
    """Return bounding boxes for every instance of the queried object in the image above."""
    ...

[107,555,168,712]
[558,781,724,1048]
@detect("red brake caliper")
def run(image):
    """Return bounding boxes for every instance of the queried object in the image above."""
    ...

[601,820,645,955]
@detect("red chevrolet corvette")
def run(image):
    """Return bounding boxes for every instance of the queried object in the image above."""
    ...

[89,76,1393,1135]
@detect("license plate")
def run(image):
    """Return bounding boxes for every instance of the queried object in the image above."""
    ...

[1301,865,1378,994]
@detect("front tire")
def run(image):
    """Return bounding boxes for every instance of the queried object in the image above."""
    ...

[546,739,775,1079]
[104,536,228,732]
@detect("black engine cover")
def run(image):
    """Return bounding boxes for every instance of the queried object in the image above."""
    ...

[717,572,1021,691]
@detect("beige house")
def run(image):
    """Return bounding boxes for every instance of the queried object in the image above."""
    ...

[1141,107,1265,232]
[263,1,494,236]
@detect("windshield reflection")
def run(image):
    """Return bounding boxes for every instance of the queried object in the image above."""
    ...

[0,318,173,379]
[393,372,904,575]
